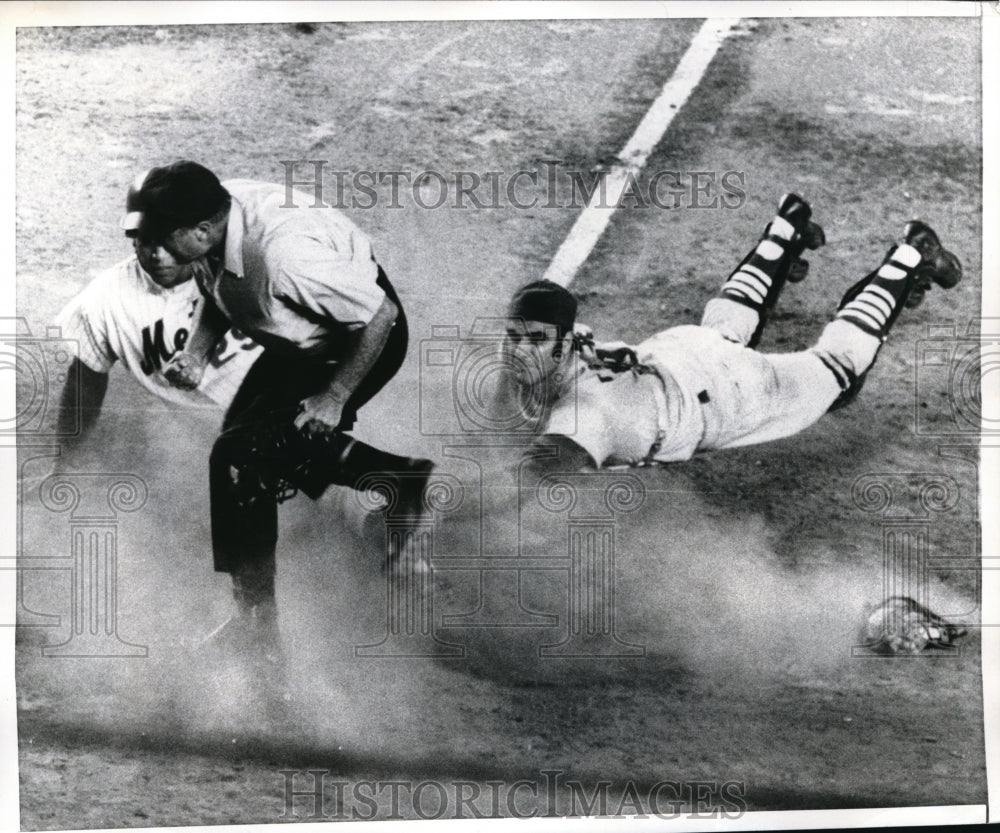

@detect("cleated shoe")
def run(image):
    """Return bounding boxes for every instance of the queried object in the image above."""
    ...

[901,220,962,309]
[394,457,436,520]
[721,192,826,346]
[776,193,825,283]
[776,192,826,255]
[197,598,284,668]
[837,221,962,338]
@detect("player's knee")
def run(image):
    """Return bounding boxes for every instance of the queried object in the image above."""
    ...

[700,297,760,346]
[814,319,881,377]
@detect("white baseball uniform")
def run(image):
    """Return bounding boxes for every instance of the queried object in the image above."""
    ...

[539,297,880,468]
[56,255,262,408]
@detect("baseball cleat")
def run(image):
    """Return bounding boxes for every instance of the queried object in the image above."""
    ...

[776,192,826,253]
[197,601,285,669]
[196,603,292,720]
[775,193,825,283]
[721,192,826,346]
[901,220,962,308]
[395,457,436,519]
[837,221,961,339]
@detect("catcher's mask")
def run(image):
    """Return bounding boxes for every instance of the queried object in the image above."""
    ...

[225,422,330,508]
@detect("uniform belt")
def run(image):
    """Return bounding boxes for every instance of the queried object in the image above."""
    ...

[643,369,670,465]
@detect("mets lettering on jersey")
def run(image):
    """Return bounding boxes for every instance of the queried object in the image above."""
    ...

[57,256,261,408]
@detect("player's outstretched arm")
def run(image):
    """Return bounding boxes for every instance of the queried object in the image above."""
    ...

[55,358,109,466]
[295,294,399,435]
[521,433,597,479]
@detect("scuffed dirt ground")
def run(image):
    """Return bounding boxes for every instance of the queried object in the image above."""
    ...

[14,15,985,829]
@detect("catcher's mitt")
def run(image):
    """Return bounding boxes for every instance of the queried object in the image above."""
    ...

[226,421,333,508]
[861,595,968,655]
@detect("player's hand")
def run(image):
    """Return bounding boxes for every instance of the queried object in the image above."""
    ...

[163,352,206,390]
[294,389,349,437]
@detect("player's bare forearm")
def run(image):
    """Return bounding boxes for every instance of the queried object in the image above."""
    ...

[330,294,398,396]
[56,358,109,461]
[295,294,398,433]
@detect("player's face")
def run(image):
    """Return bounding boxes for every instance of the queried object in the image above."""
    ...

[133,237,192,289]
[160,224,213,265]
[503,320,565,386]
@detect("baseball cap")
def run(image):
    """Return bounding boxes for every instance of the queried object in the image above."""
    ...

[507,280,578,337]
[120,160,230,239]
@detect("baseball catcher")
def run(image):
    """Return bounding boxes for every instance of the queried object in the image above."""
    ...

[498,194,962,470]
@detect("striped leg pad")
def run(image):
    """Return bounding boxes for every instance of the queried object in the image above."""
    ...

[836,244,921,338]
[720,239,790,308]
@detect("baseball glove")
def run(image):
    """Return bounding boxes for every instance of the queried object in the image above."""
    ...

[861,595,968,655]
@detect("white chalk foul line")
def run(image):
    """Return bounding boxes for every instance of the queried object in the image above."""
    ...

[542,18,742,288]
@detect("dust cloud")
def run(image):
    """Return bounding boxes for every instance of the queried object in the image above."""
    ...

[16,403,977,746]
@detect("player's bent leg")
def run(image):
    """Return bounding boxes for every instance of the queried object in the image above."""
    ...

[699,348,844,451]
[700,297,761,347]
[323,437,434,517]
[705,193,825,348]
[818,221,962,410]
[810,319,883,410]
[209,429,281,572]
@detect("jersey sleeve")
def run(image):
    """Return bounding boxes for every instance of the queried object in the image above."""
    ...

[268,233,385,329]
[544,388,613,468]
[54,277,117,373]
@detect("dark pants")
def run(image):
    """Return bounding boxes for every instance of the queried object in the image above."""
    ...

[209,268,408,575]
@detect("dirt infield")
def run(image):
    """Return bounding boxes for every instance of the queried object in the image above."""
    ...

[14,14,985,829]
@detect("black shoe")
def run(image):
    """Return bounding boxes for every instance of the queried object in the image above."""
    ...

[774,193,826,284]
[723,193,825,347]
[776,192,826,255]
[838,221,962,338]
[902,220,962,308]
[393,458,435,520]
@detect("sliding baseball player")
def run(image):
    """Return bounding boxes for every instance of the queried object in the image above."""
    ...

[499,194,961,470]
